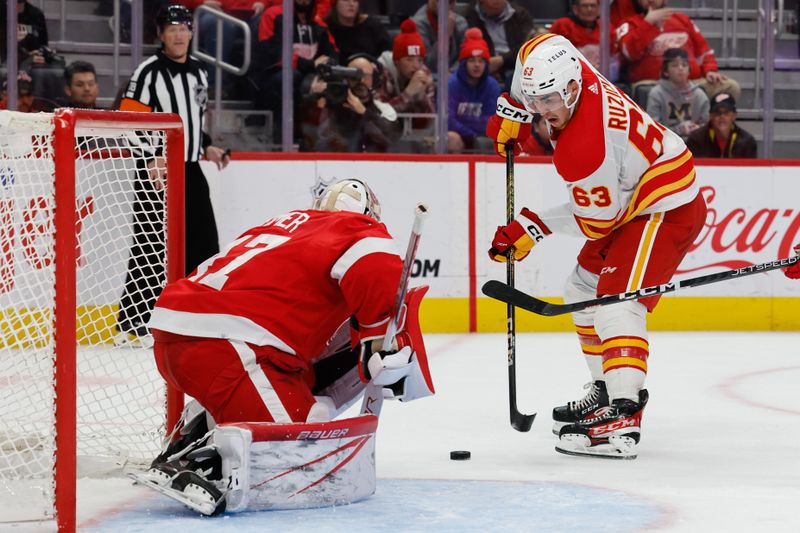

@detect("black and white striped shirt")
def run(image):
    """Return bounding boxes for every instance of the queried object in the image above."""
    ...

[121,50,210,162]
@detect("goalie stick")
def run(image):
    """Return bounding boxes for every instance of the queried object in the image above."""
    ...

[482,255,800,317]
[359,203,429,417]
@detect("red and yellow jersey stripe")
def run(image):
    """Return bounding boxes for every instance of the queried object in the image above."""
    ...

[572,149,695,240]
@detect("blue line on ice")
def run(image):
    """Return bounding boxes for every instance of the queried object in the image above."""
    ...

[89,478,664,532]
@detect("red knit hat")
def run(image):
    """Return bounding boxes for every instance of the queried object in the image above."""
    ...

[393,19,426,60]
[459,28,490,62]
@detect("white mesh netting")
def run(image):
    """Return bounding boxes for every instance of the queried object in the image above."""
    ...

[0,110,173,521]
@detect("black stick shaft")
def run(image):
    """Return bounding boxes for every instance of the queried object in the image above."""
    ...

[483,255,800,317]
[505,146,535,431]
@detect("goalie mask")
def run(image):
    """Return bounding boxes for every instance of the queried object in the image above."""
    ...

[314,179,382,221]
[519,44,582,114]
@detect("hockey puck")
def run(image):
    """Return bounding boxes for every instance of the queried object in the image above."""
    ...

[450,450,471,461]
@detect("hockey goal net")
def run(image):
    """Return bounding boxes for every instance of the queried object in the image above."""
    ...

[0,109,185,530]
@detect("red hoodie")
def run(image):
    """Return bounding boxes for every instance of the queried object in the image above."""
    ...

[616,11,718,82]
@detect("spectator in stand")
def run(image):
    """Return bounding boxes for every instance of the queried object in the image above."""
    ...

[61,61,101,109]
[0,0,48,67]
[616,0,740,105]
[646,48,708,141]
[263,0,330,18]
[550,0,620,81]
[520,114,553,156]
[300,54,401,152]
[411,0,468,72]
[324,0,391,60]
[377,20,436,126]
[447,28,500,153]
[0,74,41,112]
[462,0,534,84]
[686,93,756,159]
[610,0,638,26]
[250,0,338,139]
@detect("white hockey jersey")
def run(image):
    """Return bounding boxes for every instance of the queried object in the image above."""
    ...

[510,34,699,240]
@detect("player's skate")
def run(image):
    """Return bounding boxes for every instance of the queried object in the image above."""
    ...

[555,389,648,460]
[552,380,609,435]
[132,459,227,516]
[129,401,227,515]
[131,443,226,515]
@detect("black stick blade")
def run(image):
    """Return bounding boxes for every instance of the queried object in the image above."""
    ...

[482,280,562,316]
[511,411,536,432]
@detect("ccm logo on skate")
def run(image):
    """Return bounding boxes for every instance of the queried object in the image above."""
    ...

[297,428,350,440]
[589,418,638,436]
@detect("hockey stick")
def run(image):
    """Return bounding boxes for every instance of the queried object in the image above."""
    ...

[483,254,800,317]
[504,147,536,432]
[360,203,429,417]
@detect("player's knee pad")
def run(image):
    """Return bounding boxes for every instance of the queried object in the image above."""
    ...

[211,415,378,512]
[593,300,648,340]
[564,265,600,325]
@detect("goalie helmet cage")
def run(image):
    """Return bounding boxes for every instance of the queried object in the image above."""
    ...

[0,109,185,532]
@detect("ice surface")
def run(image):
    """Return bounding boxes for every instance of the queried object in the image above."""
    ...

[2,331,799,532]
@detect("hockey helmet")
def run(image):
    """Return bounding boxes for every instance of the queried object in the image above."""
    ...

[314,179,382,221]
[156,5,193,30]
[519,44,582,114]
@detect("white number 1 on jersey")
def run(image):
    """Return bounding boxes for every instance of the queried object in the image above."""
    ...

[188,233,290,290]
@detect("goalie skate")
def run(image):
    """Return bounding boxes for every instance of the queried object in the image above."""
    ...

[555,389,648,460]
[129,468,226,516]
[552,380,609,435]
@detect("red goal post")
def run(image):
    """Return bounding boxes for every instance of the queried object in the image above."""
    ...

[0,109,185,532]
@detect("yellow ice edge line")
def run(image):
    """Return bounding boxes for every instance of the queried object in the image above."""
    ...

[0,305,120,347]
[419,297,800,332]
[2,299,797,348]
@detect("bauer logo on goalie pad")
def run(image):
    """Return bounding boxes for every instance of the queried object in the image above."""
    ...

[298,428,350,440]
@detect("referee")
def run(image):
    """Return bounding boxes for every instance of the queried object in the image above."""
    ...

[116,5,229,340]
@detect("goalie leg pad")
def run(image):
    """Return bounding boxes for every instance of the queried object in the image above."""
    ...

[213,415,378,512]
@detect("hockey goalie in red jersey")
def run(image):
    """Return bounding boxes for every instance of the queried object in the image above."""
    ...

[134,178,434,515]
[486,33,707,459]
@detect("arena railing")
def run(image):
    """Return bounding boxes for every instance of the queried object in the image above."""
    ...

[191,4,252,137]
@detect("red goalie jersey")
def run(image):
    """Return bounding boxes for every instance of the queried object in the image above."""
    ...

[149,209,403,365]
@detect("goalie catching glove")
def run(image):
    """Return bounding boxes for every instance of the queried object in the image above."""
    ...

[485,92,533,158]
[356,286,434,402]
[784,243,800,279]
[489,208,552,262]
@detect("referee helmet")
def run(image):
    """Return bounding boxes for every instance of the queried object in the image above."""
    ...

[156,5,193,30]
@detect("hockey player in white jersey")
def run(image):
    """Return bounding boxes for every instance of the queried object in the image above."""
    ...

[486,33,708,459]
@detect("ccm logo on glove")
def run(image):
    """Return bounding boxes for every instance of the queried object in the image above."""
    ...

[486,93,533,158]
[489,208,551,262]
